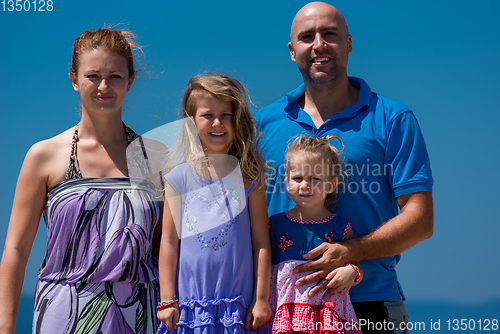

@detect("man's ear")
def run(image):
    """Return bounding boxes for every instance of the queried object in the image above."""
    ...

[288,42,296,63]
[69,72,79,92]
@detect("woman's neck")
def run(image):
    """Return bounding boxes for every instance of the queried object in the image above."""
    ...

[78,111,126,144]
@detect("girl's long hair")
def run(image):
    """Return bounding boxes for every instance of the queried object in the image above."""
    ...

[174,73,267,186]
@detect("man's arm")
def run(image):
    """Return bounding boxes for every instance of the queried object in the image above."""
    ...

[345,190,433,261]
[294,191,433,294]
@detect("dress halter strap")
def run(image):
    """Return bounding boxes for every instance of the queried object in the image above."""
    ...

[64,125,82,180]
[64,123,143,181]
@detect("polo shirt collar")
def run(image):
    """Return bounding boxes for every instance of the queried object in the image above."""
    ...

[342,76,371,119]
[285,76,371,121]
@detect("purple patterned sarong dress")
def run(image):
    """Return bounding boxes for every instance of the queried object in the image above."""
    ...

[32,125,161,334]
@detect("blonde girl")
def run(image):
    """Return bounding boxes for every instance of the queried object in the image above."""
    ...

[269,134,363,334]
[156,74,272,334]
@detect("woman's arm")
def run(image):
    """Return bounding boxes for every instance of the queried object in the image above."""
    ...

[156,183,181,331]
[245,186,272,329]
[0,143,51,334]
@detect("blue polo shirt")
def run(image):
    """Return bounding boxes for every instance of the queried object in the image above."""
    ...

[254,77,433,302]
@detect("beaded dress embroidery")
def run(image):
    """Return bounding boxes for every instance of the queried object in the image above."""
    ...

[157,162,270,334]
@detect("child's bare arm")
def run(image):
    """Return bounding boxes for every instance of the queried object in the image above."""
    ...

[245,186,272,329]
[323,225,363,297]
[325,263,362,295]
[156,183,181,331]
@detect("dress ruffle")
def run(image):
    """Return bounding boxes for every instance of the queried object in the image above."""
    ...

[178,296,247,330]
[269,260,361,334]
[273,303,362,334]
[157,297,271,334]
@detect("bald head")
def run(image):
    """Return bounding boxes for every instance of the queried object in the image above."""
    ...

[288,1,352,85]
[290,2,349,42]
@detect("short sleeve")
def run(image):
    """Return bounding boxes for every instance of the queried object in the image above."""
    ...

[245,181,258,198]
[385,111,433,197]
[163,164,185,195]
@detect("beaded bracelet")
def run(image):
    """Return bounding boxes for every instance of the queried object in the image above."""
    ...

[157,295,179,310]
[346,263,361,283]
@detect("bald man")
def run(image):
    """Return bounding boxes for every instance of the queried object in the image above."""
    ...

[254,2,433,333]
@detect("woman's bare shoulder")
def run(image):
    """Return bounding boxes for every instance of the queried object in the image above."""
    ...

[24,126,77,189]
[27,127,74,158]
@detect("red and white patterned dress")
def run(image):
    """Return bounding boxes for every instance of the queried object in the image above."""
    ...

[269,211,362,334]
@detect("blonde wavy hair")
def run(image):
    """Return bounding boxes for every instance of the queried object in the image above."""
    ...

[175,73,267,186]
[285,134,345,209]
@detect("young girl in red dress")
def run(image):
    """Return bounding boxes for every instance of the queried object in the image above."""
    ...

[269,135,363,334]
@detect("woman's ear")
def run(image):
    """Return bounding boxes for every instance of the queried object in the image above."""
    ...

[69,72,79,92]
[127,74,135,92]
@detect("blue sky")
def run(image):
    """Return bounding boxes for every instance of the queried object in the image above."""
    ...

[1,0,499,317]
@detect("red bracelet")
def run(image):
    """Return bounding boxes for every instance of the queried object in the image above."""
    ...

[346,263,360,283]
[156,299,179,310]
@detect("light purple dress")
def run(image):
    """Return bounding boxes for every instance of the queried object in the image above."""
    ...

[157,162,271,334]
[33,126,161,334]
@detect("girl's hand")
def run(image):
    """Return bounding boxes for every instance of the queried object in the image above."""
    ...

[245,299,272,329]
[294,242,349,293]
[325,265,357,295]
[157,304,180,331]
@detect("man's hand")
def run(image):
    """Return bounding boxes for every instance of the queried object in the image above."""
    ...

[292,191,433,299]
[293,242,350,297]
